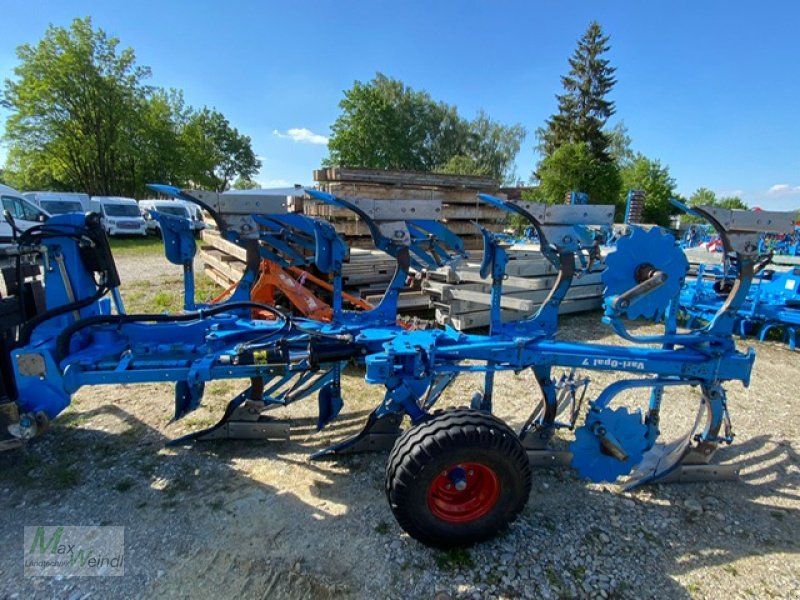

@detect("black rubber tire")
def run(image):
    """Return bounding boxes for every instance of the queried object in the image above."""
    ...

[385,408,532,548]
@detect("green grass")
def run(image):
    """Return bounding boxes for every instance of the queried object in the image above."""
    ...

[109,235,164,256]
[48,461,81,489]
[152,290,174,311]
[122,274,222,313]
[435,548,474,571]
[373,521,391,535]
[722,564,739,577]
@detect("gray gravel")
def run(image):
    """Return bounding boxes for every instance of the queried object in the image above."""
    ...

[1,257,798,599]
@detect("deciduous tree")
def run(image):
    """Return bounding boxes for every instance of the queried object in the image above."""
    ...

[619,153,676,225]
[325,73,525,183]
[2,17,260,196]
[536,142,621,207]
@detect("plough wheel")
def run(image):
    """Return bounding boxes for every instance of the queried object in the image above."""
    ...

[385,408,531,547]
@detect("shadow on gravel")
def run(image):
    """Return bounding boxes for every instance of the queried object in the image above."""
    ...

[622,433,800,594]
[0,404,363,600]
[2,401,798,600]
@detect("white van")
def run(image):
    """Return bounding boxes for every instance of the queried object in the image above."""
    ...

[89,196,147,236]
[139,199,192,236]
[0,184,50,242]
[23,191,90,215]
[175,200,206,233]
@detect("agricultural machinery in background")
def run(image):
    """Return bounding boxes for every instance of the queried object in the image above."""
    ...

[0,186,795,547]
[680,261,800,350]
[674,200,800,350]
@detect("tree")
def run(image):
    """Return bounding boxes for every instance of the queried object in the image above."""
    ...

[606,122,634,166]
[2,17,260,196]
[437,155,492,178]
[681,189,749,224]
[2,17,149,195]
[716,196,748,210]
[122,88,190,196]
[325,73,525,182]
[180,108,260,192]
[689,187,717,207]
[458,110,526,183]
[326,74,453,171]
[232,177,260,190]
[536,22,617,162]
[619,153,676,226]
[536,142,621,207]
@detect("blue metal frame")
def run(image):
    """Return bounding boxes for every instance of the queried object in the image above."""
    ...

[6,188,794,490]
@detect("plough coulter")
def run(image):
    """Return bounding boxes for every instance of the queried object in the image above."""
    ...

[0,186,794,547]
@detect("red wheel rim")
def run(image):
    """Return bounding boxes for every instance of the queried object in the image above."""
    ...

[427,462,500,524]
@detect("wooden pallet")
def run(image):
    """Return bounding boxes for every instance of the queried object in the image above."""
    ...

[314,167,497,190]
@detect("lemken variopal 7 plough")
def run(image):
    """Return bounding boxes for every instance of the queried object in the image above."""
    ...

[0,187,794,547]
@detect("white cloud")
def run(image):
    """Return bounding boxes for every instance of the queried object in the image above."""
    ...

[716,189,744,198]
[272,127,329,145]
[263,178,292,187]
[767,183,800,194]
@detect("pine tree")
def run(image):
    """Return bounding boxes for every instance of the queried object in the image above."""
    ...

[537,22,617,162]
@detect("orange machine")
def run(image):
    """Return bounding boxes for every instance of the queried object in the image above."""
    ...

[213,260,374,321]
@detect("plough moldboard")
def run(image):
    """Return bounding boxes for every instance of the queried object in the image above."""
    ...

[0,187,795,547]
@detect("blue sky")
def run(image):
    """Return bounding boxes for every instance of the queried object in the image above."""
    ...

[1,1,799,209]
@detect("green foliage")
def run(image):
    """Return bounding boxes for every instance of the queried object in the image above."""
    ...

[680,188,749,224]
[537,22,617,162]
[434,547,474,571]
[460,109,526,183]
[688,187,717,207]
[716,196,748,210]
[180,108,260,192]
[619,153,676,225]
[325,73,525,183]
[2,17,260,196]
[2,17,148,194]
[536,142,621,209]
[437,155,491,177]
[606,122,634,166]
[232,177,260,190]
[689,188,748,210]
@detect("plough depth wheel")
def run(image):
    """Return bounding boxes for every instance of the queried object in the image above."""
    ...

[385,408,532,547]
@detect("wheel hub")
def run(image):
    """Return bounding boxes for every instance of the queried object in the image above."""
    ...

[427,462,500,524]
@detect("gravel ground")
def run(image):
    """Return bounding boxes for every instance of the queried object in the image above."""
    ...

[1,250,798,599]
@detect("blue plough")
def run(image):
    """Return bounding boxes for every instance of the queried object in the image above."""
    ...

[0,187,794,547]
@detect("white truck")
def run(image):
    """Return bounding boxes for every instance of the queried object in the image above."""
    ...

[89,196,147,236]
[0,184,50,243]
[23,191,90,215]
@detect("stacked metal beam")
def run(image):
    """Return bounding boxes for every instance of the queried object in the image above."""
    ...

[423,244,608,330]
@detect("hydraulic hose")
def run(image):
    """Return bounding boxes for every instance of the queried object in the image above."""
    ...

[18,286,109,347]
[54,301,288,364]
